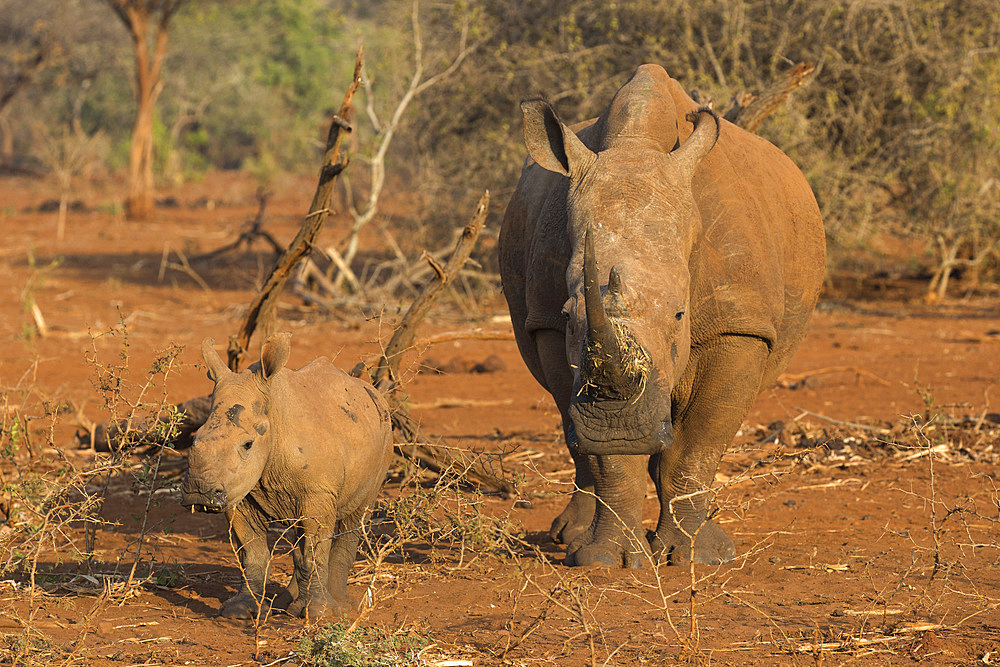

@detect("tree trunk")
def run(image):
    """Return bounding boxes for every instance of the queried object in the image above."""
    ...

[108,1,180,221]
[126,55,156,220]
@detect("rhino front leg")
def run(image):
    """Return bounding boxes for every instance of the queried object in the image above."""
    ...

[533,329,597,544]
[287,516,336,620]
[564,452,649,568]
[551,450,597,545]
[651,335,770,565]
[221,506,270,619]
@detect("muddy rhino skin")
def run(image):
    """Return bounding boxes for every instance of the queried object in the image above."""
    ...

[499,64,825,568]
[181,333,392,619]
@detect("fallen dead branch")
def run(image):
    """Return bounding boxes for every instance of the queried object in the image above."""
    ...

[370,191,490,391]
[792,623,943,653]
[358,191,515,496]
[791,406,892,434]
[777,365,893,388]
[412,329,515,348]
[85,193,514,495]
[194,188,282,262]
[723,62,815,133]
[407,398,514,410]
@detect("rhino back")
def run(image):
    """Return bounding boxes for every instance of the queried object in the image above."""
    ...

[259,358,392,516]
[662,78,825,376]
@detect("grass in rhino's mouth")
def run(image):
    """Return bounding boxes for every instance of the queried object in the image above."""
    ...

[581,320,651,399]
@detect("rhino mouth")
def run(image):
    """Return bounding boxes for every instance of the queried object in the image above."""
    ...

[186,502,224,514]
[180,489,227,513]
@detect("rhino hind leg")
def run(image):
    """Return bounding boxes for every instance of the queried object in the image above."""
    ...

[286,516,340,619]
[272,576,297,612]
[325,514,362,614]
[651,335,771,565]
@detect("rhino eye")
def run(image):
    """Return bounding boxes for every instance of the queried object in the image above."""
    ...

[675,311,685,321]
[242,440,253,451]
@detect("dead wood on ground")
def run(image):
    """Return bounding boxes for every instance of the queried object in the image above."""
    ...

[194,188,282,262]
[353,191,515,496]
[84,183,512,495]
[691,62,814,134]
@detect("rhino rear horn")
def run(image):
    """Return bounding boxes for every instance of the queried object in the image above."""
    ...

[260,332,292,380]
[202,338,231,382]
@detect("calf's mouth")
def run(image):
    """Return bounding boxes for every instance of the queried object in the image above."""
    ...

[180,484,227,513]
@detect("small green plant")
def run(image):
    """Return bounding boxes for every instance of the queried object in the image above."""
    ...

[298,622,430,667]
[153,560,184,588]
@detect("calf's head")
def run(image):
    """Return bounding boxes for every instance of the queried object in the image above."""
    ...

[520,87,719,456]
[180,334,290,512]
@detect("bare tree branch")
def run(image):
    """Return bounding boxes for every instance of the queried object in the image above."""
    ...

[226,48,364,371]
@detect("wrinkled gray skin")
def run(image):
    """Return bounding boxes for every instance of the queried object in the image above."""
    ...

[181,333,392,619]
[499,64,826,568]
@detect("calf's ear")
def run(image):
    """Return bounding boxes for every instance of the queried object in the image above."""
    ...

[521,98,595,178]
[260,332,292,380]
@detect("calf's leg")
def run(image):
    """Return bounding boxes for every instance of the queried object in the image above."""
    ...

[325,514,363,614]
[287,515,336,619]
[221,506,270,619]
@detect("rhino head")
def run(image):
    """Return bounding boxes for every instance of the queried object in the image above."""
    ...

[521,91,719,456]
[180,334,290,513]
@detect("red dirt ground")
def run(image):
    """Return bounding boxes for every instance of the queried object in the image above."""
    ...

[1,172,999,665]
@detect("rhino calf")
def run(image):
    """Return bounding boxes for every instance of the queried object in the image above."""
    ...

[181,333,392,619]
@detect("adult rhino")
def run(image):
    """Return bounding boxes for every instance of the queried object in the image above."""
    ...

[499,64,825,568]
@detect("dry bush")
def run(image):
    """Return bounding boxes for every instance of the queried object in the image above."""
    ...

[0,325,189,664]
[378,0,1000,291]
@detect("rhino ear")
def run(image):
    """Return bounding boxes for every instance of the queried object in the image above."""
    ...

[202,338,231,382]
[521,98,595,178]
[668,107,719,174]
[260,332,292,380]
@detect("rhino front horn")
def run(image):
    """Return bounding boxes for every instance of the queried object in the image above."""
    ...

[582,228,635,395]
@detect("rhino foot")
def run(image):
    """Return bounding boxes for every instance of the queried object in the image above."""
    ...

[565,529,648,569]
[649,519,735,565]
[219,592,264,619]
[549,492,596,545]
[286,592,353,620]
[272,587,293,612]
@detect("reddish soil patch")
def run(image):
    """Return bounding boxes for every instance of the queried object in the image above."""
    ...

[1,173,998,665]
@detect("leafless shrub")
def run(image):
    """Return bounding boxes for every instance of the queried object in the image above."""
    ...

[0,323,187,663]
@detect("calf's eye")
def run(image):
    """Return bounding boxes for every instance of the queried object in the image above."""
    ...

[675,311,685,321]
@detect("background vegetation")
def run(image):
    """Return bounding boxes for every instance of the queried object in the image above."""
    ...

[2,0,998,289]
